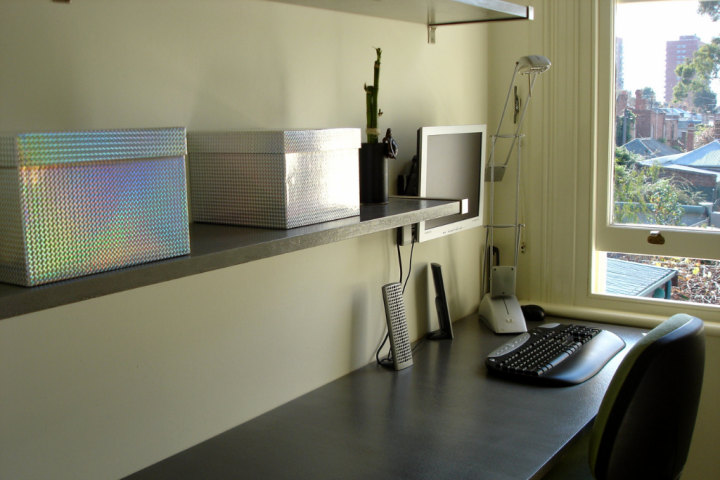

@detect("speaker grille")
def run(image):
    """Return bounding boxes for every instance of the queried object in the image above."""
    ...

[382,282,413,370]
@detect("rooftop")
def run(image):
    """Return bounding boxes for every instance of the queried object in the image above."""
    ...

[623,137,679,159]
[650,139,720,169]
[605,258,677,298]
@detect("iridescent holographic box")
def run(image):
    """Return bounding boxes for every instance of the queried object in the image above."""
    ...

[187,128,360,229]
[0,128,190,286]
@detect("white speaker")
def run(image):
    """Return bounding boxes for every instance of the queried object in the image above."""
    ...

[381,282,413,370]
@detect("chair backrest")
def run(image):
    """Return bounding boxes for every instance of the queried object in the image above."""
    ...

[588,314,705,480]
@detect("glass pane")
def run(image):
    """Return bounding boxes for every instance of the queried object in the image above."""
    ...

[614,1,720,231]
[601,252,719,305]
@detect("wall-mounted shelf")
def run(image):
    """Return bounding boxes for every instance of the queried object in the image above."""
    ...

[263,0,532,26]
[0,197,460,321]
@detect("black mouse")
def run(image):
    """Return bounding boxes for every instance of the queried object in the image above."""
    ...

[521,304,545,322]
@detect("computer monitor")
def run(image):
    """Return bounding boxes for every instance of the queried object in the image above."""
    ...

[416,124,486,243]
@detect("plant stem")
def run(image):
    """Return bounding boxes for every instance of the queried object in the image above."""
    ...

[364,47,382,143]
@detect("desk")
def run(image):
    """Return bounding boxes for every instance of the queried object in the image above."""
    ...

[123,315,644,480]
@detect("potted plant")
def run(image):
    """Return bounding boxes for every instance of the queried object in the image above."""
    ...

[359,48,397,204]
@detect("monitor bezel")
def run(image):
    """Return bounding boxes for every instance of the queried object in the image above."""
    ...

[416,124,486,243]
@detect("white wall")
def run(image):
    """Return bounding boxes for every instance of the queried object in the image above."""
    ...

[0,1,488,479]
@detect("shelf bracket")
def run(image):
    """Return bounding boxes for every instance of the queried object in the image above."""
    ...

[427,25,437,44]
[426,5,533,44]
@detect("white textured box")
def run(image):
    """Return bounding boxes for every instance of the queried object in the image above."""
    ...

[0,128,190,286]
[187,129,361,229]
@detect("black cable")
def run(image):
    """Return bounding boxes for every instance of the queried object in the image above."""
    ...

[376,332,390,366]
[402,237,415,294]
[376,332,395,369]
[396,242,403,284]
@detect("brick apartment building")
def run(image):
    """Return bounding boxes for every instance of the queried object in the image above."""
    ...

[665,35,703,104]
[616,89,711,152]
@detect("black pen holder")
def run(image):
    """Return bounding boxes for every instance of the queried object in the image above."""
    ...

[359,142,389,204]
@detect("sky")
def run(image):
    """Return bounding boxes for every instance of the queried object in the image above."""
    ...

[616,0,720,100]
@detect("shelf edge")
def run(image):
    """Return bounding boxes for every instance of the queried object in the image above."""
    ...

[0,199,459,320]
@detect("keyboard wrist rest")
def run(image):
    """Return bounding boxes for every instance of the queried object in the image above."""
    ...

[546,330,626,386]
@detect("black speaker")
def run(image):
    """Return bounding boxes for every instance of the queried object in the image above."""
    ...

[427,263,454,340]
[381,282,413,370]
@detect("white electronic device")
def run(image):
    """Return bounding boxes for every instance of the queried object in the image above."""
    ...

[479,294,527,334]
[479,265,526,333]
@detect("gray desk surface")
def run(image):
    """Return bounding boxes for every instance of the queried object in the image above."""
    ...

[123,315,645,480]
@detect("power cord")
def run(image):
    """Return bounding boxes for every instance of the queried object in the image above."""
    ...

[402,238,415,295]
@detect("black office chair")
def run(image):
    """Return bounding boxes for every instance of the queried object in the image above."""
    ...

[545,313,705,480]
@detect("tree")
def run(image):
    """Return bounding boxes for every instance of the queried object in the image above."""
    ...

[694,124,716,148]
[674,43,719,112]
[691,37,720,78]
[613,147,689,226]
[698,0,720,21]
[672,3,720,112]
[692,83,718,112]
[642,87,657,107]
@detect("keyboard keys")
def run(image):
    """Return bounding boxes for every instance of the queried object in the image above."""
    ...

[485,323,626,386]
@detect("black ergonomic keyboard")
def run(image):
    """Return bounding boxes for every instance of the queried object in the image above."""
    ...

[485,323,626,386]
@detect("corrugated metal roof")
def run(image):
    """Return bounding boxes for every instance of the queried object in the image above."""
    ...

[673,139,720,168]
[605,258,677,297]
[623,138,679,158]
[647,139,720,170]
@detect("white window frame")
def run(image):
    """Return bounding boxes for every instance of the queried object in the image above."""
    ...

[593,0,719,309]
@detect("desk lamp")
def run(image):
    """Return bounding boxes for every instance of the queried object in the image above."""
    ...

[479,55,551,334]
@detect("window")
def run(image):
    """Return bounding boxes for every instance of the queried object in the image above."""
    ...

[594,0,720,308]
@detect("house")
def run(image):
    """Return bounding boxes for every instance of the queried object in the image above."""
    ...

[625,89,709,151]
[623,137,679,158]
[1,2,717,480]
[630,89,682,144]
[641,140,720,203]
[655,139,720,173]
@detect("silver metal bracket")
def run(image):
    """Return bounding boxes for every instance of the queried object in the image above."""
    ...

[428,25,437,44]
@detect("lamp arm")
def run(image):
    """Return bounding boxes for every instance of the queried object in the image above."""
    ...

[501,72,539,167]
[486,62,522,271]
[493,63,521,140]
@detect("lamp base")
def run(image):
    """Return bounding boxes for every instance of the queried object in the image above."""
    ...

[479,294,527,334]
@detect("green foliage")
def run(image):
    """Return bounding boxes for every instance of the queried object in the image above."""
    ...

[364,48,382,143]
[693,83,717,111]
[698,0,720,21]
[614,146,638,167]
[613,147,690,226]
[641,87,658,107]
[692,37,720,78]
[673,38,720,112]
[615,109,636,146]
[648,181,686,225]
[693,124,716,147]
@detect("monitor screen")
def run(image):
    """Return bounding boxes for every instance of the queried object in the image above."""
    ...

[416,124,486,243]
